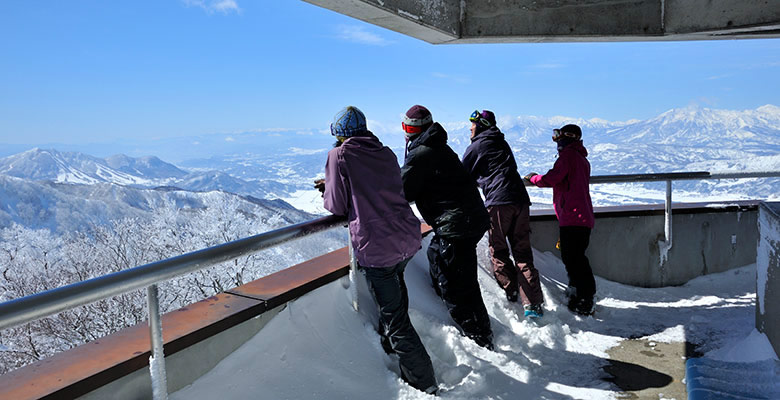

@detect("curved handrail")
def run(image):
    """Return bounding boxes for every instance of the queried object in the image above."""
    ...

[2,170,779,331]
[0,214,346,331]
[522,170,780,185]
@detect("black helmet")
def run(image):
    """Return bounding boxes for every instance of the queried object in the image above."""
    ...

[552,124,582,142]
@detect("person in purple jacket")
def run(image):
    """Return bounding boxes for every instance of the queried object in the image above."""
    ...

[321,106,438,395]
[462,110,545,318]
[525,124,596,316]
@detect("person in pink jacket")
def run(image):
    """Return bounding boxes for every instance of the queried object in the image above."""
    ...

[525,124,596,316]
[321,106,438,395]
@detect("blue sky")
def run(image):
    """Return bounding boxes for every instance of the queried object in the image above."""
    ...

[1,0,779,147]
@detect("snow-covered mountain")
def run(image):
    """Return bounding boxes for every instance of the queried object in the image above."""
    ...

[0,173,303,234]
[0,149,181,186]
[0,148,297,201]
[460,105,780,180]
[1,104,778,228]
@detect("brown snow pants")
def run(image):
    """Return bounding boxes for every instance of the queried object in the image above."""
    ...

[487,203,544,306]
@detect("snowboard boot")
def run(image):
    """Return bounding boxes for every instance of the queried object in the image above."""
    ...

[567,297,594,316]
[468,333,495,351]
[523,303,544,318]
[423,384,440,396]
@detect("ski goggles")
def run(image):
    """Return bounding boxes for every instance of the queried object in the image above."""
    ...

[469,110,492,127]
[552,128,578,142]
[402,122,425,135]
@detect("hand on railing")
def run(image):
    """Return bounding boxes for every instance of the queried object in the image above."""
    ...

[314,179,325,197]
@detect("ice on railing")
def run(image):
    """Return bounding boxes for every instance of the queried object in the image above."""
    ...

[150,353,169,400]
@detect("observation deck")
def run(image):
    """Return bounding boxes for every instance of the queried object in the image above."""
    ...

[0,170,778,399]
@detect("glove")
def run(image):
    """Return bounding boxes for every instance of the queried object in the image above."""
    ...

[313,179,326,196]
[523,172,538,181]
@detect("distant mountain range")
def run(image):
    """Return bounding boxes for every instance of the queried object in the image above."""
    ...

[0,148,297,201]
[0,172,304,234]
[0,104,778,231]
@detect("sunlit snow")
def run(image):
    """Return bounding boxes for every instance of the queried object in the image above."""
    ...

[171,237,776,399]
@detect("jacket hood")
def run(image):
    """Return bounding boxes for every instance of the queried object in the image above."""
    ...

[341,132,384,152]
[408,122,448,150]
[471,125,504,142]
[560,139,588,158]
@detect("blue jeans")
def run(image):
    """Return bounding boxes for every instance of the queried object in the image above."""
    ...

[363,258,437,391]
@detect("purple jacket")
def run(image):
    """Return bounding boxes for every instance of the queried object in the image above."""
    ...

[462,125,531,207]
[323,134,422,267]
[530,141,594,228]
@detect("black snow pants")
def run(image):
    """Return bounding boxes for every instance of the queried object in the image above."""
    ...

[363,258,437,391]
[559,226,596,305]
[427,234,493,346]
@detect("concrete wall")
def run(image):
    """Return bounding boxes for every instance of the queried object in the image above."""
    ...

[530,202,760,287]
[756,202,780,358]
[79,306,284,399]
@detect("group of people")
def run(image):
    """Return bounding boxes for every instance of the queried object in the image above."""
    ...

[318,105,596,395]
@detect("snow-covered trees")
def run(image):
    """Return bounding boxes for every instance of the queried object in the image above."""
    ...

[0,196,344,374]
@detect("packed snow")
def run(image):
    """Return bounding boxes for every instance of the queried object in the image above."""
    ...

[171,237,778,399]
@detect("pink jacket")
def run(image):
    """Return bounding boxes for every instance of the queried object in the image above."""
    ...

[323,134,422,267]
[530,141,594,228]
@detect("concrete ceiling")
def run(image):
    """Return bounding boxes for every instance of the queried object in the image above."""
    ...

[302,0,780,43]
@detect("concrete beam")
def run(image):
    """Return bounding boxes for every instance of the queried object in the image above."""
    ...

[302,0,780,43]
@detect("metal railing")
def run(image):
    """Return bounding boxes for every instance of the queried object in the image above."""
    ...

[527,170,780,256]
[0,213,346,399]
[0,170,778,398]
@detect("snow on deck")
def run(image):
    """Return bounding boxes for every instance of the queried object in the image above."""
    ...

[171,239,776,399]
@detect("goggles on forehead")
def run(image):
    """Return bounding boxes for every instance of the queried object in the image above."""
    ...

[469,110,492,127]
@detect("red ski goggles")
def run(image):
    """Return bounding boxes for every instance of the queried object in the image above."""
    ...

[402,122,425,134]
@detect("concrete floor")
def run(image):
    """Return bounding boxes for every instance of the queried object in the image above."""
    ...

[603,339,701,399]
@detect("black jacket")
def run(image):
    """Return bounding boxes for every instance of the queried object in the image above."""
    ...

[462,125,531,207]
[401,122,489,239]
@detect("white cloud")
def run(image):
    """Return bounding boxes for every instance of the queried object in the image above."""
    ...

[183,0,240,14]
[335,25,393,46]
[225,136,235,142]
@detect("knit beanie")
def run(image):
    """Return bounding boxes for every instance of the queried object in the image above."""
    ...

[330,106,367,138]
[471,110,496,128]
[402,105,433,138]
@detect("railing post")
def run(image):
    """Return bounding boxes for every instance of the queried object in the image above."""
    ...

[347,230,359,312]
[665,179,673,245]
[657,179,674,285]
[147,284,168,400]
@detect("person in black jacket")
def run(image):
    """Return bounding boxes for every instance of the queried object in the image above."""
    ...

[462,110,545,318]
[400,104,494,350]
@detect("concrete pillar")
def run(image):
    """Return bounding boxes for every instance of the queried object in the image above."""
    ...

[757,202,780,358]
